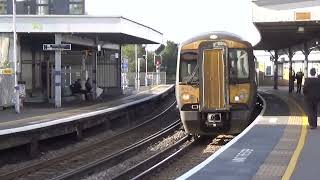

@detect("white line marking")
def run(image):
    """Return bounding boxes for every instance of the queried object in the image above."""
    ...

[0,85,174,136]
[232,149,254,163]
[269,117,278,124]
[176,94,267,180]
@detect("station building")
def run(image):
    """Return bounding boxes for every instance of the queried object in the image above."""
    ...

[0,0,163,109]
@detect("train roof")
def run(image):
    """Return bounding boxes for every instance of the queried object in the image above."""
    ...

[181,31,252,48]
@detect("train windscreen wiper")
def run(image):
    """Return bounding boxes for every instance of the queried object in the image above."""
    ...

[185,64,199,86]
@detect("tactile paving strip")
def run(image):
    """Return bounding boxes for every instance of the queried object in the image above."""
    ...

[253,96,303,180]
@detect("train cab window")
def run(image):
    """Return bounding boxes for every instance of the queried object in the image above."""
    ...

[179,52,198,84]
[229,49,249,82]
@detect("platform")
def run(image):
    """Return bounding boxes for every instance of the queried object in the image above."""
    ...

[0,85,173,134]
[178,86,319,180]
[0,85,174,151]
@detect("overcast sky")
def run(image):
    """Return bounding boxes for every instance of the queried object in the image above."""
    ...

[86,0,261,45]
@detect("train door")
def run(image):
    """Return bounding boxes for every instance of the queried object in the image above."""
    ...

[199,44,229,111]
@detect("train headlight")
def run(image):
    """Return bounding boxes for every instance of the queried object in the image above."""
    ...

[181,93,196,103]
[182,93,191,101]
[234,96,240,102]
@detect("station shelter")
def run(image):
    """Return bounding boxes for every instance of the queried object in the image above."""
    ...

[0,16,163,108]
[253,0,320,89]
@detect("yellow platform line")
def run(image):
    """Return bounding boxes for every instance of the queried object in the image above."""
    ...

[282,98,308,180]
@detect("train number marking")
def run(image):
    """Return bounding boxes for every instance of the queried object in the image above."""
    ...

[232,149,253,163]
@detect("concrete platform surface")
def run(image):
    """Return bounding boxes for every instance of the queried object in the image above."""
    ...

[0,85,173,135]
[178,86,319,180]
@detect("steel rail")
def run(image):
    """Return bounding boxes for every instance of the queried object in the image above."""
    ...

[0,100,177,180]
[52,120,182,180]
[113,135,193,180]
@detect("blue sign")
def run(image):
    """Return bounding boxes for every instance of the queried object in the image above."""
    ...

[122,58,129,73]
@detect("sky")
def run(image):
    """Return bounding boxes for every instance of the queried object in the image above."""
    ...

[86,0,261,45]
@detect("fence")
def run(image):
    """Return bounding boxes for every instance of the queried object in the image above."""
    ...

[122,72,166,88]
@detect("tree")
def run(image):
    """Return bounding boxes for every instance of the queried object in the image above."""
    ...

[161,41,178,82]
[121,41,178,82]
[121,44,145,72]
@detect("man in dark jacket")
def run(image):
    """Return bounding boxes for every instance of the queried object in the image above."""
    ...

[303,68,320,129]
[289,68,295,93]
[296,69,304,93]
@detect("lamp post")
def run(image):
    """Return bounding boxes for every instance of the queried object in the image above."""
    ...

[12,0,24,113]
[142,44,148,87]
[134,44,139,91]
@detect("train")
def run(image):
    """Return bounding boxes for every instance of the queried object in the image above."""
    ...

[176,31,257,135]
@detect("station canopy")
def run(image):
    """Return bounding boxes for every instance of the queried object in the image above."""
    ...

[253,0,320,51]
[0,15,163,45]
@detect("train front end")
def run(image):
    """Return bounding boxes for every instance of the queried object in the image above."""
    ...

[176,32,256,135]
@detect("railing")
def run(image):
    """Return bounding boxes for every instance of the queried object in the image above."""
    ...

[121,72,167,88]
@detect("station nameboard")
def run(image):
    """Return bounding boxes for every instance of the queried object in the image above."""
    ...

[295,12,311,21]
[43,44,71,51]
[0,68,13,75]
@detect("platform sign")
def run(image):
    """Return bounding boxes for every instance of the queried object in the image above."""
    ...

[43,44,71,51]
[295,12,311,21]
[0,68,13,75]
[122,58,129,73]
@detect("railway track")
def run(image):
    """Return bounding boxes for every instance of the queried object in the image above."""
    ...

[54,120,183,180]
[113,135,194,180]
[0,99,178,180]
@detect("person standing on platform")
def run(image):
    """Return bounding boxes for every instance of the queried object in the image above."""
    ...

[289,69,295,93]
[303,68,320,129]
[296,69,304,93]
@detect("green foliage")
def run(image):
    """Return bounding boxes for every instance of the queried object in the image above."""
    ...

[121,41,178,78]
[122,44,141,72]
[161,41,178,76]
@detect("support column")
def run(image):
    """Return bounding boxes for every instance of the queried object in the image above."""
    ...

[81,54,86,100]
[274,50,279,90]
[92,50,97,99]
[17,36,22,81]
[303,42,310,78]
[31,48,36,92]
[118,45,122,89]
[54,34,62,108]
[288,48,294,93]
[135,44,139,91]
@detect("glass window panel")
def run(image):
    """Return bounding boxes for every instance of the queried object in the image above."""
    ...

[36,0,49,4]
[179,52,198,83]
[0,1,6,15]
[229,49,249,80]
[266,66,272,76]
[37,6,49,15]
[69,3,83,14]
[70,0,83,2]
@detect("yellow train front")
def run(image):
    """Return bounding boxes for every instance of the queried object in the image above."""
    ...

[176,31,257,135]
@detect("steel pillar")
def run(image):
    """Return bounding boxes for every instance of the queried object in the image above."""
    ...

[288,48,294,93]
[274,50,279,90]
[303,42,310,78]
[54,34,62,108]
